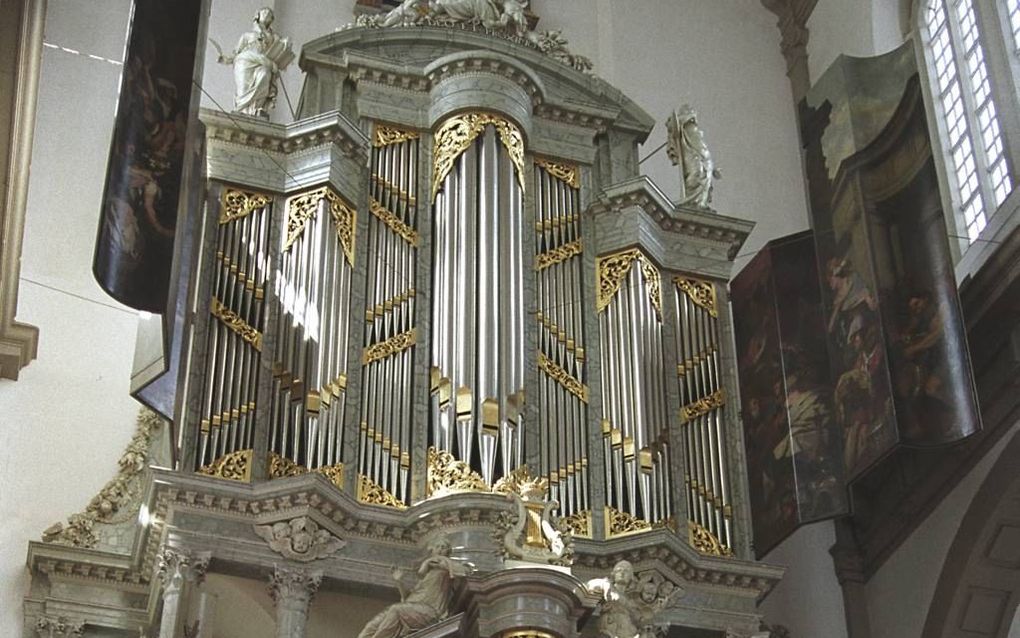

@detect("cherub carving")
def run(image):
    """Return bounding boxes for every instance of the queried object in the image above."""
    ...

[586,561,684,638]
[253,516,344,562]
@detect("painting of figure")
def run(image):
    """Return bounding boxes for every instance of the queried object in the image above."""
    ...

[94,0,204,312]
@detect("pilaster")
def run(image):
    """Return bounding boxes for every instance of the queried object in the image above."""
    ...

[760,0,819,103]
[268,565,322,638]
[156,547,211,638]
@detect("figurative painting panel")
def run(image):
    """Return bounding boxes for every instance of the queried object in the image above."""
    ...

[732,232,847,558]
[94,0,205,312]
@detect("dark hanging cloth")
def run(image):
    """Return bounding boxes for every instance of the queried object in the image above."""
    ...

[93,0,206,313]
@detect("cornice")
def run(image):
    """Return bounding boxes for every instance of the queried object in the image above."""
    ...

[200,108,369,161]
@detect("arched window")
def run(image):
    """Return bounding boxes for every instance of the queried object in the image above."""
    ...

[923,0,1013,242]
[1008,0,1020,52]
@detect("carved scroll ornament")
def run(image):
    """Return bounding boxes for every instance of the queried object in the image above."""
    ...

[219,188,272,224]
[596,249,662,318]
[431,112,526,202]
[427,446,489,497]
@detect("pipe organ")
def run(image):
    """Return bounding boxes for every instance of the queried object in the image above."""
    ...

[534,158,589,519]
[673,277,733,552]
[429,113,527,491]
[360,123,421,505]
[596,250,672,530]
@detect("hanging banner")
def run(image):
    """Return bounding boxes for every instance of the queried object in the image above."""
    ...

[732,231,848,558]
[93,0,207,312]
[799,41,980,480]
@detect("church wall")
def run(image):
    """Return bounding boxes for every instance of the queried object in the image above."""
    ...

[808,0,907,87]
[0,1,813,636]
[0,0,142,634]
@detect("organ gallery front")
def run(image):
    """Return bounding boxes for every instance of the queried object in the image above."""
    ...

[25,4,787,637]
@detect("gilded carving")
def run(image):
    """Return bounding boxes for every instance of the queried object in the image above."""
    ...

[641,259,662,320]
[268,452,307,479]
[535,156,580,189]
[432,112,525,202]
[604,506,652,538]
[211,297,263,351]
[358,474,407,509]
[674,276,718,317]
[680,390,725,424]
[42,409,163,548]
[363,328,417,364]
[537,351,589,403]
[373,123,420,148]
[285,186,357,265]
[254,516,345,562]
[370,198,420,247]
[219,188,271,225]
[494,467,573,565]
[426,446,489,497]
[560,510,592,538]
[197,448,253,482]
[596,249,661,317]
[688,521,732,557]
[535,239,583,272]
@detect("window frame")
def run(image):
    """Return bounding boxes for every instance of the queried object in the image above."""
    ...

[915,0,1020,266]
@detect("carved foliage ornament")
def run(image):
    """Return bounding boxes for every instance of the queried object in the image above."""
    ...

[596,249,662,319]
[535,156,580,189]
[219,188,272,225]
[285,186,357,265]
[535,238,583,272]
[370,198,421,247]
[35,616,85,638]
[358,474,407,509]
[537,351,589,403]
[427,446,489,497]
[198,448,253,482]
[211,297,263,351]
[688,521,733,557]
[680,389,725,424]
[363,328,417,364]
[373,123,420,148]
[254,516,345,562]
[674,276,718,317]
[42,409,163,548]
[431,112,526,202]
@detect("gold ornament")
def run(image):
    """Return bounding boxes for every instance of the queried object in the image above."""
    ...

[357,474,406,509]
[688,521,732,557]
[431,112,526,202]
[641,259,663,320]
[493,465,548,496]
[675,276,718,317]
[219,188,271,225]
[535,156,580,189]
[426,446,489,497]
[362,328,417,365]
[537,352,589,403]
[370,198,420,247]
[604,506,652,538]
[534,239,583,272]
[284,186,357,265]
[560,510,592,538]
[198,449,253,483]
[210,298,263,351]
[373,123,420,148]
[680,390,725,424]
[596,249,661,318]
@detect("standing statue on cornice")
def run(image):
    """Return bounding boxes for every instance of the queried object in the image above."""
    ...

[211,8,294,119]
[666,105,722,209]
[356,536,473,638]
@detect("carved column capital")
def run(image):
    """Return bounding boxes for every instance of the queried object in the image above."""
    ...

[760,0,819,101]
[156,547,212,592]
[35,616,85,638]
[269,566,322,638]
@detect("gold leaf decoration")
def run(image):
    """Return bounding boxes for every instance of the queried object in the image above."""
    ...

[362,328,417,365]
[680,390,725,424]
[595,249,641,312]
[370,198,420,246]
[641,259,663,320]
[358,474,406,509]
[560,510,592,538]
[492,465,547,496]
[535,239,583,272]
[211,298,262,351]
[285,186,357,265]
[675,276,718,317]
[688,520,733,557]
[268,452,307,479]
[535,157,580,189]
[432,112,526,202]
[604,506,652,538]
[373,123,420,148]
[537,352,589,403]
[198,449,253,483]
[220,188,271,225]
[317,464,345,491]
[426,446,489,497]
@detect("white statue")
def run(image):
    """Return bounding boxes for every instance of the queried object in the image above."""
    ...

[494,468,572,566]
[586,560,683,638]
[357,537,473,638]
[666,105,722,209]
[212,8,294,119]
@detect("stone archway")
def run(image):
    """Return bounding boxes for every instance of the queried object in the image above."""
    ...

[922,429,1020,638]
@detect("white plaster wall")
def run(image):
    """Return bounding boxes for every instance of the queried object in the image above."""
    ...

[808,0,907,86]
[758,520,850,638]
[0,0,141,634]
[0,1,810,636]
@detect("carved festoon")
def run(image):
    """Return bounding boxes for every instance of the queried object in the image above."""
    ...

[254,516,345,562]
